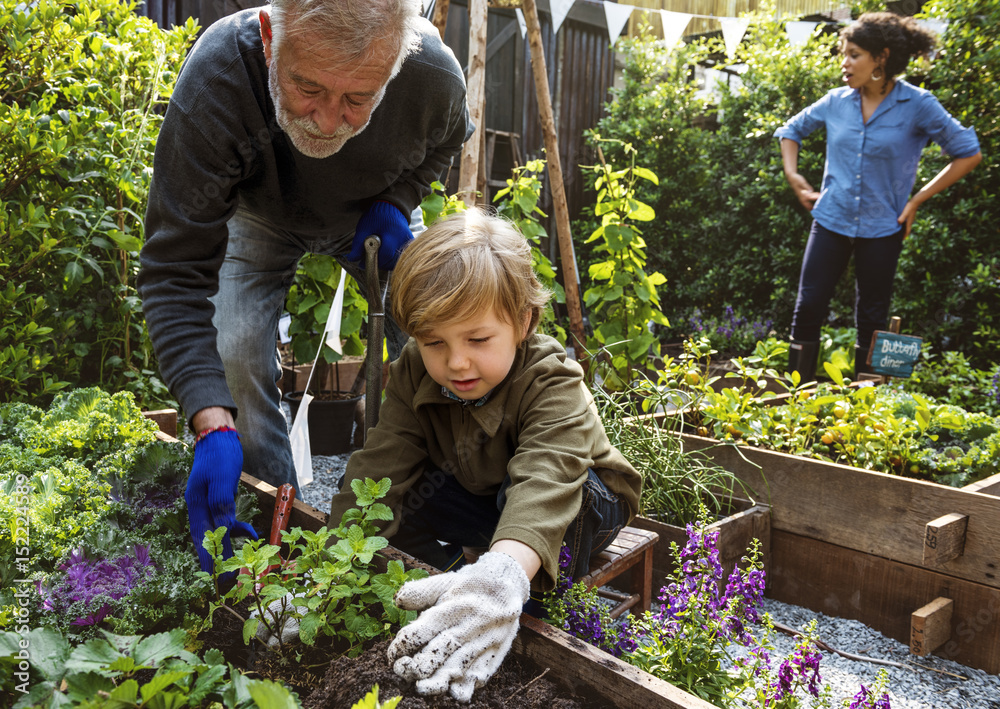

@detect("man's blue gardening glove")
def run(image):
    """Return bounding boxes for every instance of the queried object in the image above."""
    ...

[348,201,413,270]
[185,428,258,573]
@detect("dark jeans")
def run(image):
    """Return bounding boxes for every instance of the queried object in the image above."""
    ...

[392,468,626,582]
[791,221,905,349]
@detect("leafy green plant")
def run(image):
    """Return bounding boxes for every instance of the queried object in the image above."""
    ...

[685,306,776,358]
[420,179,469,227]
[493,159,567,343]
[0,626,300,708]
[0,0,197,407]
[202,478,426,660]
[0,388,249,638]
[592,359,754,526]
[284,253,369,381]
[581,137,669,388]
[351,686,401,709]
[902,349,1000,416]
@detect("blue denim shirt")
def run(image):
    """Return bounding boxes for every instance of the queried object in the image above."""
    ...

[775,80,980,238]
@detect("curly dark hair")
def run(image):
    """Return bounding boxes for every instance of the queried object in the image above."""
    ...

[840,12,937,79]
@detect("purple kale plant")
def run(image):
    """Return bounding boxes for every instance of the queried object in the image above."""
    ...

[38,545,156,628]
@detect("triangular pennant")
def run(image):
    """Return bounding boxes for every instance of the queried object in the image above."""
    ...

[915,19,948,59]
[720,16,750,60]
[603,1,634,46]
[515,7,527,39]
[915,18,948,38]
[550,0,574,35]
[323,267,348,355]
[659,10,691,51]
[785,21,818,48]
[289,392,314,486]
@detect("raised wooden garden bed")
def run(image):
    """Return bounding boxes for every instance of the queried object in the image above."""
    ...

[240,473,717,708]
[673,431,1000,674]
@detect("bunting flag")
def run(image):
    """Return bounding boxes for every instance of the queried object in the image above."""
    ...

[660,10,692,50]
[785,20,818,48]
[550,0,574,34]
[515,7,527,38]
[603,1,634,46]
[323,268,347,355]
[916,18,948,37]
[720,16,750,59]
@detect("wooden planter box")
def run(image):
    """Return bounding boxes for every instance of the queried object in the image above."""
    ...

[280,356,366,396]
[631,498,771,599]
[240,473,717,708]
[673,431,1000,674]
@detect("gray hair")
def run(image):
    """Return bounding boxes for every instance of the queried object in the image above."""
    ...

[268,0,422,76]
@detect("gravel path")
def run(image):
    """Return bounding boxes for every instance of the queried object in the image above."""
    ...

[286,400,1000,707]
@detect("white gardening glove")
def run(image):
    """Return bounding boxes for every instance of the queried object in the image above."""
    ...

[387,551,530,703]
[251,592,303,648]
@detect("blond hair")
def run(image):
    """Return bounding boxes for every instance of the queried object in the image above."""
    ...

[391,208,551,340]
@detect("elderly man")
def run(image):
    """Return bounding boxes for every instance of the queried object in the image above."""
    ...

[138,0,471,572]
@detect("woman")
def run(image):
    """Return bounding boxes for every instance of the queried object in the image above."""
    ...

[775,12,981,380]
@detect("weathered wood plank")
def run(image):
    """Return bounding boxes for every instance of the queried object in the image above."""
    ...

[768,530,1000,674]
[514,614,717,708]
[964,472,1000,497]
[911,596,953,656]
[676,433,1000,589]
[143,408,177,438]
[923,513,969,566]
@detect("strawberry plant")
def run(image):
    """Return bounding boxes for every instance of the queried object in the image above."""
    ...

[0,626,299,708]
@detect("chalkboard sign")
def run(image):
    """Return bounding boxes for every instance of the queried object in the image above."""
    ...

[867,331,923,378]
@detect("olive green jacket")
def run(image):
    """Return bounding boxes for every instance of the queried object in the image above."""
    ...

[329,334,641,590]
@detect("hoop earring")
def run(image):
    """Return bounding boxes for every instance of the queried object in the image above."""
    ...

[872,68,884,81]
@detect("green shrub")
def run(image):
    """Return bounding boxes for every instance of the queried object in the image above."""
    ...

[586,2,997,367]
[0,0,197,407]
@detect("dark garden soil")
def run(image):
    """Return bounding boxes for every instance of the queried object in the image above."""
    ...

[302,638,611,709]
[199,599,609,708]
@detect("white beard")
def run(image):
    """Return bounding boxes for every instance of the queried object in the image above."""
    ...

[268,58,381,159]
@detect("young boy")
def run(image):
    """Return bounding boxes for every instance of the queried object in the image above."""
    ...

[328,208,641,702]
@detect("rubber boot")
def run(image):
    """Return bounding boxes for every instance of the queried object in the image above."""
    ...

[854,346,873,381]
[787,339,820,383]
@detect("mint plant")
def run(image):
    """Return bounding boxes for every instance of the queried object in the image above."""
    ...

[203,478,427,659]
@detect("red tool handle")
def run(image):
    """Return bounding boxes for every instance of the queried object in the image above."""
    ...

[270,484,296,545]
[264,483,296,576]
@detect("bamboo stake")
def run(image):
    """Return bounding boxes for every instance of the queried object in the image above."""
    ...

[520,0,587,359]
[458,0,488,204]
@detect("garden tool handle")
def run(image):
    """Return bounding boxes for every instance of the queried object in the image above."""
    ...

[240,483,297,581]
[269,484,296,546]
[364,235,389,439]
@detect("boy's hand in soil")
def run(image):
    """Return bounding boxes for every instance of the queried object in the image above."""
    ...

[387,551,530,702]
